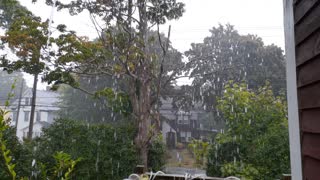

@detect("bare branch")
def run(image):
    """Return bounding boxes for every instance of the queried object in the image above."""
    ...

[151,25,171,107]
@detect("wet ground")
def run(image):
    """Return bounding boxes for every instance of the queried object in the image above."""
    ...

[165,148,206,176]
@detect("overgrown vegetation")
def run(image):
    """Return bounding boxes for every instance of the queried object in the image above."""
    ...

[188,139,209,167]
[148,134,166,172]
[32,119,138,179]
[0,0,291,177]
[206,82,290,179]
[0,108,17,179]
[0,87,80,179]
[0,116,166,179]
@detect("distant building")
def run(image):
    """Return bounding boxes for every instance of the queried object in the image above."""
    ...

[160,98,217,148]
[9,88,60,140]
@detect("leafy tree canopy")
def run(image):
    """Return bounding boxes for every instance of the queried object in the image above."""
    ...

[0,0,30,29]
[175,24,286,112]
[206,82,290,179]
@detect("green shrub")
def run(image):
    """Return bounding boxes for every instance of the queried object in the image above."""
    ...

[33,119,138,179]
[0,126,32,179]
[188,139,209,167]
[206,83,290,179]
[148,134,166,172]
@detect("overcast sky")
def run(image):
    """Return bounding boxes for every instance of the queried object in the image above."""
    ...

[18,0,285,88]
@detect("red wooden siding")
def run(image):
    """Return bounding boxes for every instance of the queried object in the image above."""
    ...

[294,0,320,179]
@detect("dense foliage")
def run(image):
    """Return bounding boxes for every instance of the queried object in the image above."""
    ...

[174,25,286,113]
[0,0,29,29]
[31,119,137,179]
[147,134,166,172]
[206,82,290,179]
[20,0,185,168]
[188,139,209,167]
[58,76,132,124]
[0,0,291,176]
[0,100,80,180]
[0,117,166,180]
[0,122,32,179]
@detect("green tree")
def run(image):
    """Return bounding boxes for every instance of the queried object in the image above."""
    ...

[176,24,285,113]
[0,8,51,139]
[206,82,290,179]
[0,0,29,29]
[57,31,182,124]
[58,75,132,124]
[34,0,185,169]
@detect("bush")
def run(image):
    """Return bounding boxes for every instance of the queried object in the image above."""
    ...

[188,139,209,167]
[0,126,32,179]
[32,119,138,180]
[0,118,167,179]
[148,134,166,172]
[206,83,290,179]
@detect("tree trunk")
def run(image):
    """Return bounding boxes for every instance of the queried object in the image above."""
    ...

[139,142,148,172]
[132,0,152,171]
[28,73,38,139]
[130,78,152,171]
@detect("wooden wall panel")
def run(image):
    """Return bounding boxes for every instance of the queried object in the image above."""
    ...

[293,0,301,6]
[298,83,320,109]
[294,3,320,45]
[295,30,320,66]
[294,0,318,24]
[301,134,320,159]
[294,0,320,179]
[303,157,320,180]
[297,56,320,87]
[300,109,320,133]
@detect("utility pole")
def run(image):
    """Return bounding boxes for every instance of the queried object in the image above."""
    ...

[27,73,38,139]
[15,78,24,135]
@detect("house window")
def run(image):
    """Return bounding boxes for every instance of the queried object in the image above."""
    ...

[24,111,30,122]
[36,111,41,122]
[180,131,192,142]
[178,115,190,124]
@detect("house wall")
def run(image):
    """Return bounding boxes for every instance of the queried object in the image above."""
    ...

[21,123,43,139]
[40,111,48,122]
[15,109,44,139]
[291,0,320,178]
[9,89,60,140]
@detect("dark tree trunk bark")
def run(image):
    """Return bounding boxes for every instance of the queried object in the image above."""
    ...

[28,73,38,139]
[132,0,153,171]
[130,78,152,171]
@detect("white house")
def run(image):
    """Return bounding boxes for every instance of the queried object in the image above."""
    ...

[9,88,60,140]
